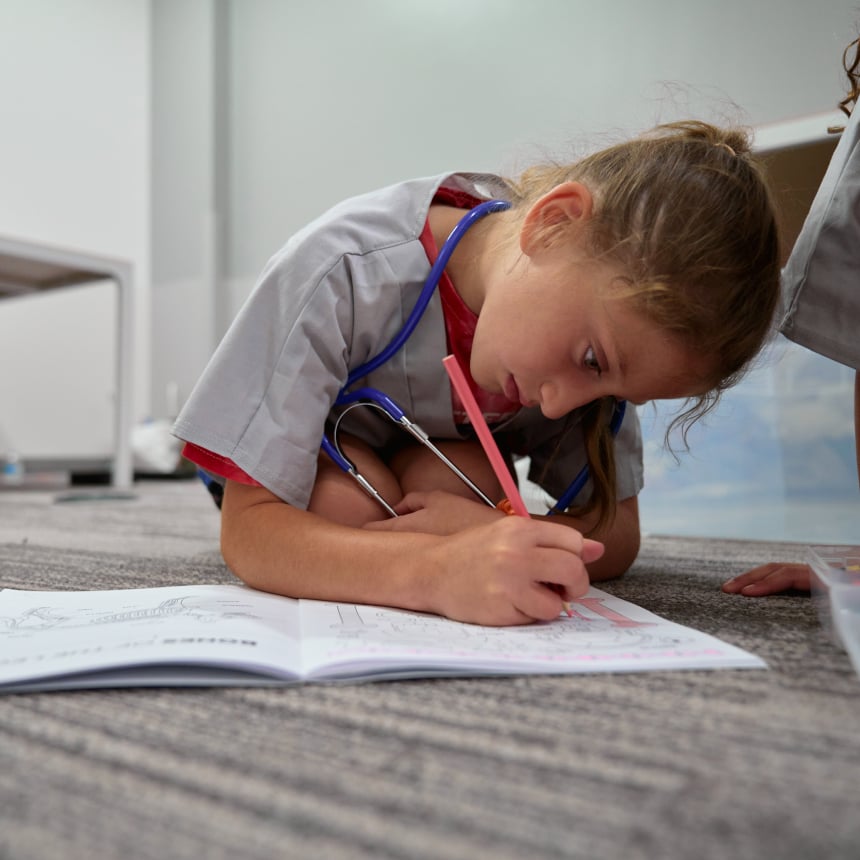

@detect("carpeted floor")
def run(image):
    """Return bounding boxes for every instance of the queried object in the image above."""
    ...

[0,479,857,860]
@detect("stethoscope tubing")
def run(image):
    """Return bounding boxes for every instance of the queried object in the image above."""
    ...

[322,196,625,517]
[340,200,512,392]
[322,199,511,486]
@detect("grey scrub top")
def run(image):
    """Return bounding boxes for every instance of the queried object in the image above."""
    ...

[780,106,860,369]
[173,172,644,510]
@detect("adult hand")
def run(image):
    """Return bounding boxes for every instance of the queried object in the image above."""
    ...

[721,562,811,597]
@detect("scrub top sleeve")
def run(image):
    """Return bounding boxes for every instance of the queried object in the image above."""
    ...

[173,171,515,507]
[173,251,355,508]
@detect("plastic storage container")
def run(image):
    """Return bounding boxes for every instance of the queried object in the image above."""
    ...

[808,544,860,677]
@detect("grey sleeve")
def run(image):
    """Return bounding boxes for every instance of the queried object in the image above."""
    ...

[779,108,860,370]
[172,248,356,508]
[171,176,449,508]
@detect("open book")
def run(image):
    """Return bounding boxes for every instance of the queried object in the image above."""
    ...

[0,584,765,692]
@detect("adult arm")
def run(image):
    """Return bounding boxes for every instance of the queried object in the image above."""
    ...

[855,369,859,487]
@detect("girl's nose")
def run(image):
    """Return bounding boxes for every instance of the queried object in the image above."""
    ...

[538,381,590,420]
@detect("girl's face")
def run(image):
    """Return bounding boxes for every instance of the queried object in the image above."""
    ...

[469,251,709,419]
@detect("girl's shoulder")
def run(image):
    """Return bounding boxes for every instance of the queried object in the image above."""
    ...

[291,172,510,253]
[257,173,511,292]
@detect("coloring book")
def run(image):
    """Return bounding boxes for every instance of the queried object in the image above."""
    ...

[0,584,765,692]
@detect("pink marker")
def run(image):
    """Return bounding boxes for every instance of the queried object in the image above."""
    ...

[442,354,573,616]
[442,355,530,517]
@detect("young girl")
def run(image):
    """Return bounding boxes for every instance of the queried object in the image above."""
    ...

[174,120,781,626]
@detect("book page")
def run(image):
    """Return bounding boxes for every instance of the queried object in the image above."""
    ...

[298,587,766,679]
[0,584,303,689]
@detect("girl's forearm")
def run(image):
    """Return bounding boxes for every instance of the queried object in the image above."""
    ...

[220,480,603,626]
[220,480,443,611]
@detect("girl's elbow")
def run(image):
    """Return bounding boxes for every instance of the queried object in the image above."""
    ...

[617,526,641,576]
[611,499,641,575]
[219,520,261,589]
[590,522,640,582]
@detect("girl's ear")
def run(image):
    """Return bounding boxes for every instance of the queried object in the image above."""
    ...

[519,181,593,257]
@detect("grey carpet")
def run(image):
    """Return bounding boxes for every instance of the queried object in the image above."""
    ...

[0,480,857,860]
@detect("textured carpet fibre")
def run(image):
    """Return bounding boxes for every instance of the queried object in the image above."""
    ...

[0,480,857,859]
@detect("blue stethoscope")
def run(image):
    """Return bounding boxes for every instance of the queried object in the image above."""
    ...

[321,199,626,518]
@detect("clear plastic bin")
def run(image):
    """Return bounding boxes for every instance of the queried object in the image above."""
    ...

[808,544,860,677]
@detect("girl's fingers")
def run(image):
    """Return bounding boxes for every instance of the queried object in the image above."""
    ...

[521,583,574,622]
[582,538,605,564]
[392,492,427,514]
[513,518,603,562]
[526,545,592,601]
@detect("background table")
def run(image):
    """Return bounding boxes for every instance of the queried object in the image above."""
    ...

[0,234,134,489]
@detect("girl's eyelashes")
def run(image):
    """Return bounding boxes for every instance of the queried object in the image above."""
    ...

[583,345,603,377]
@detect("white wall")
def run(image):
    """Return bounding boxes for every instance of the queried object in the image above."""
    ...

[150,0,222,421]
[223,0,860,289]
[0,0,150,461]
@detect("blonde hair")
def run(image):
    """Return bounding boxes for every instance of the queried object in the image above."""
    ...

[505,121,781,531]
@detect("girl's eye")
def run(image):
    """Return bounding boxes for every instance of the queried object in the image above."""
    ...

[583,346,602,376]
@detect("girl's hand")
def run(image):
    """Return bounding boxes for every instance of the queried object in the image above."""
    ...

[367,491,605,624]
[419,515,604,625]
[363,490,504,536]
[721,562,811,597]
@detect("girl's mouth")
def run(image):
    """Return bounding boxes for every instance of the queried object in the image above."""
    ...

[505,375,536,408]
